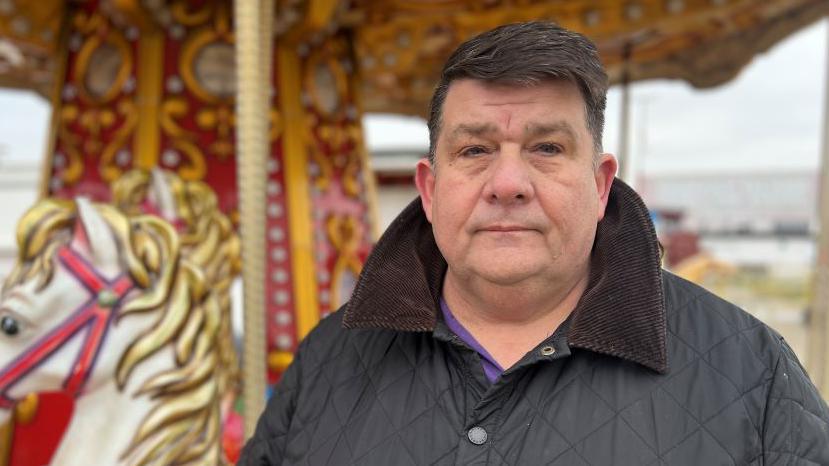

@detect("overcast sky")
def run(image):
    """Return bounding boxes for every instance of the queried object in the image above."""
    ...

[0,19,827,178]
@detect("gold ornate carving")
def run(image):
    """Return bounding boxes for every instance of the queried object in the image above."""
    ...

[302,41,365,198]
[325,214,363,309]
[56,105,84,184]
[48,10,139,185]
[303,52,348,118]
[55,96,137,183]
[195,104,235,157]
[72,15,132,105]
[99,99,138,182]
[170,0,216,27]
[160,97,194,139]
[306,119,365,198]
[159,97,209,179]
[171,141,208,181]
[179,4,234,104]
[160,2,237,176]
[0,0,63,54]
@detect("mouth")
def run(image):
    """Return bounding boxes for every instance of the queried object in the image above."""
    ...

[479,225,534,233]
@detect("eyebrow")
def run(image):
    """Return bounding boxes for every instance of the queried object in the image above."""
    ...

[446,121,579,142]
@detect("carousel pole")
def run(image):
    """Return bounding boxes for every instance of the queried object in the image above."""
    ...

[234,0,269,438]
[808,19,829,396]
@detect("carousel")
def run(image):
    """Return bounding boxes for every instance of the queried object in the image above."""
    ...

[0,0,828,464]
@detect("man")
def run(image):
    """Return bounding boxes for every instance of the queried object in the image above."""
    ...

[241,22,829,465]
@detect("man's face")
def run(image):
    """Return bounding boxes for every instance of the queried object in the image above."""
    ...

[415,79,617,288]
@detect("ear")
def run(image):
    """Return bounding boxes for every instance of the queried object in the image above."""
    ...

[414,158,436,223]
[72,197,121,278]
[149,168,177,221]
[594,153,618,222]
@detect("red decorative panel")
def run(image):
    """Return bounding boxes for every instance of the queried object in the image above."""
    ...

[156,1,240,217]
[39,1,378,389]
[301,36,374,318]
[47,0,139,201]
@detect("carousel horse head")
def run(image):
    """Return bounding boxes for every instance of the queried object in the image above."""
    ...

[0,197,223,465]
[112,168,241,397]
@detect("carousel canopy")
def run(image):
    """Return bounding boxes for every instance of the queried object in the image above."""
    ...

[0,0,827,115]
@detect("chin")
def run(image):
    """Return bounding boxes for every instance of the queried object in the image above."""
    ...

[473,265,542,286]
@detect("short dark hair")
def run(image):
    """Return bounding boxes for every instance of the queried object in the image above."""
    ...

[427,21,608,163]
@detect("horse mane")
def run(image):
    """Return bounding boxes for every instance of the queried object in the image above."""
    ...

[4,198,223,465]
[112,170,241,399]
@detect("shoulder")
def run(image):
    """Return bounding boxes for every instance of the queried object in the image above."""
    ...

[661,270,784,389]
[659,271,829,461]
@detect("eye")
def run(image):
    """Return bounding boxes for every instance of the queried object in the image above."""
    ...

[534,143,562,155]
[1,315,20,336]
[460,146,489,157]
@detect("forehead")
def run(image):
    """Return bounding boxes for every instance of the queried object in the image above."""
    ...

[440,79,588,131]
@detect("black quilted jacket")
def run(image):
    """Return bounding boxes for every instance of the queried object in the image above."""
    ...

[240,180,829,465]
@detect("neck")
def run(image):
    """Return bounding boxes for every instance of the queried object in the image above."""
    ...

[50,378,152,466]
[443,267,589,369]
[49,344,175,466]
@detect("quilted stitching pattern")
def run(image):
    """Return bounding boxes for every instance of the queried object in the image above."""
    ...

[240,273,829,466]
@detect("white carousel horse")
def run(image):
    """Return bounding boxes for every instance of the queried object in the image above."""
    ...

[0,198,224,465]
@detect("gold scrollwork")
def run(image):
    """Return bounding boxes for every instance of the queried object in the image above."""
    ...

[99,99,138,182]
[159,97,208,180]
[172,139,208,181]
[77,107,115,154]
[72,10,106,35]
[57,106,84,185]
[160,97,197,140]
[55,97,138,184]
[325,214,364,309]
[304,114,334,191]
[342,140,363,199]
[73,26,133,105]
[303,53,349,119]
[313,121,363,197]
[179,4,235,104]
[195,104,235,158]
[170,0,216,27]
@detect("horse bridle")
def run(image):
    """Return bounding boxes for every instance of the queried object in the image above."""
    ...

[0,245,134,409]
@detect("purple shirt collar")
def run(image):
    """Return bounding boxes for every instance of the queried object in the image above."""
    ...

[440,298,504,383]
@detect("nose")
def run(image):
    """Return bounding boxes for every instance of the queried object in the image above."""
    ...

[482,149,534,205]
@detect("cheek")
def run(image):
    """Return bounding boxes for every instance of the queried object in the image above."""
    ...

[432,177,478,230]
[539,180,600,233]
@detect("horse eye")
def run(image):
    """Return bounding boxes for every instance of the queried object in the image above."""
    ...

[1,315,20,336]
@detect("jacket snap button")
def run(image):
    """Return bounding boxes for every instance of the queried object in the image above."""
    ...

[540,346,556,356]
[467,426,488,445]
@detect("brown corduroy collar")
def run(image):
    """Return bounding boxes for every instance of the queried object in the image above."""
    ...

[343,178,667,374]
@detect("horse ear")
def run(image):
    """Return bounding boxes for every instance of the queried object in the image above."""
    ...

[149,168,177,221]
[71,197,121,278]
